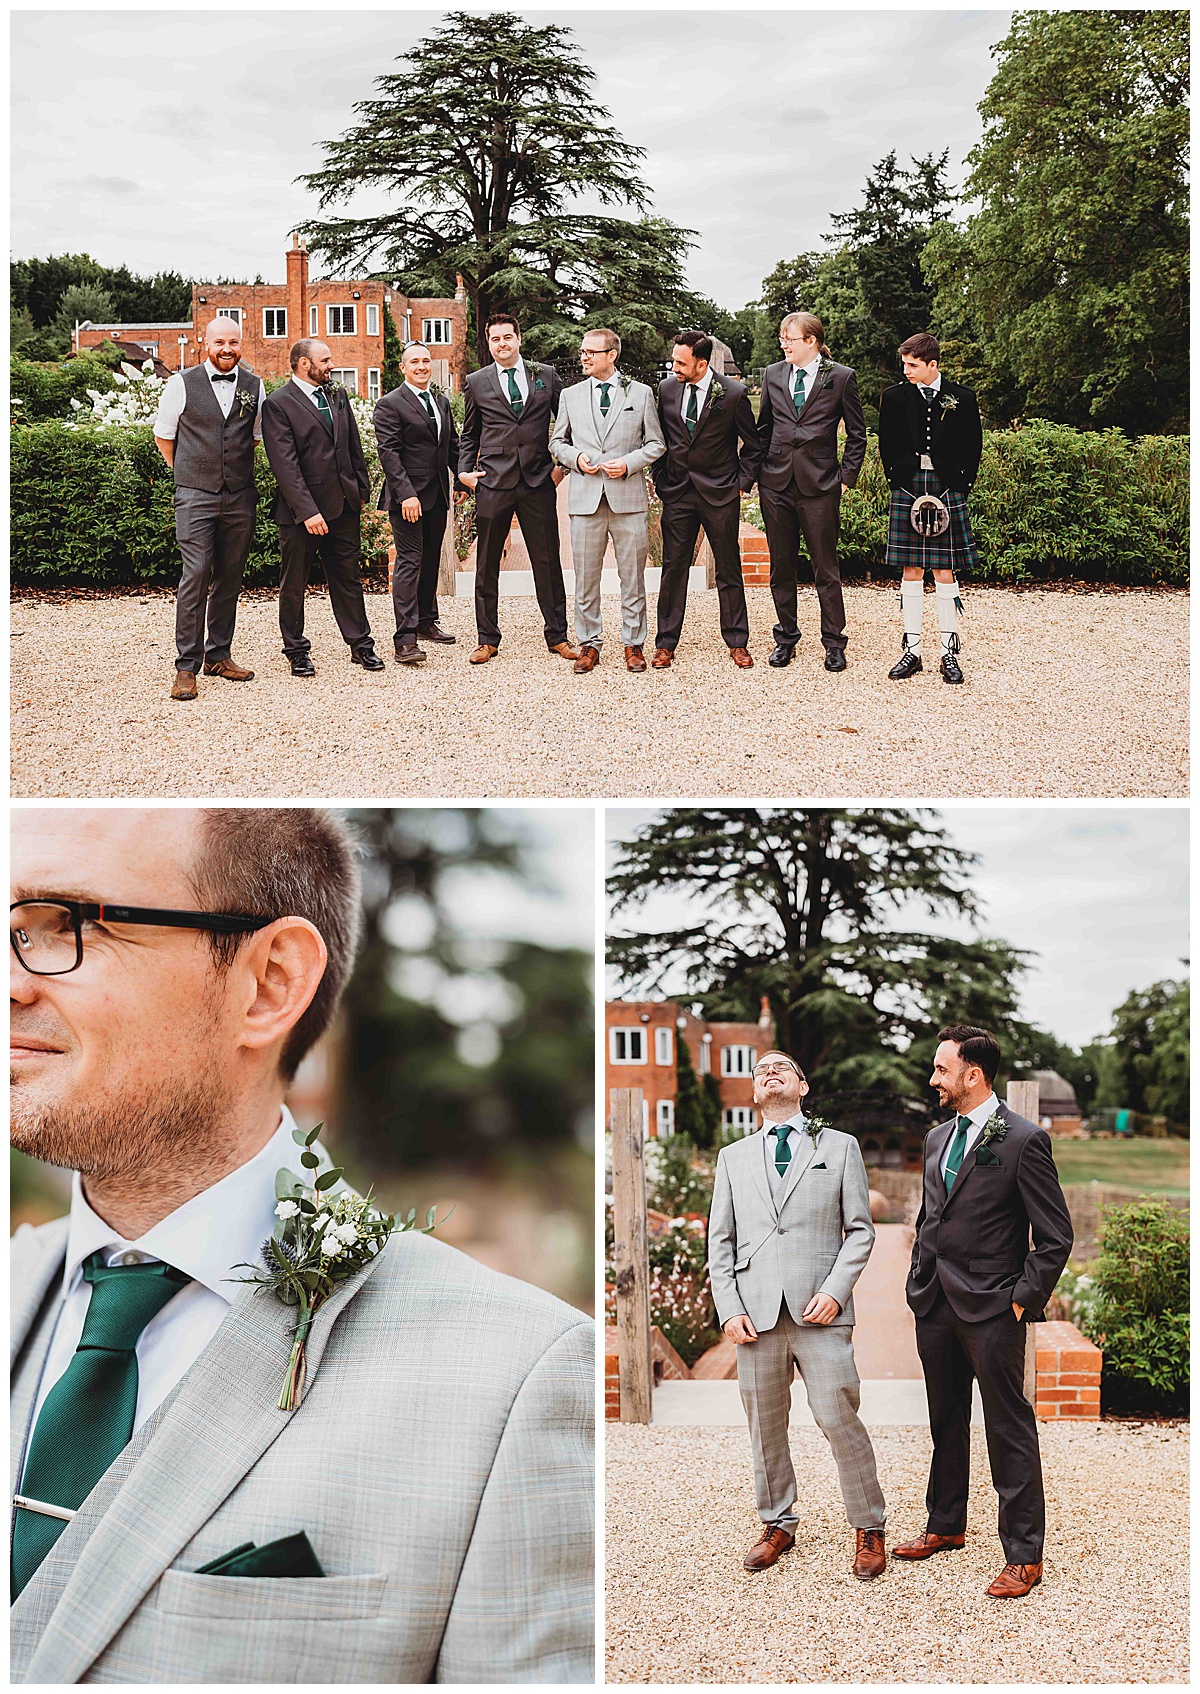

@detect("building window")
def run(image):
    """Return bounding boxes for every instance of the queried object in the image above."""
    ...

[723,1107,758,1133]
[327,304,356,336]
[654,1026,674,1066]
[698,1041,711,1075]
[309,305,318,336]
[422,317,452,344]
[657,1099,675,1135]
[721,1044,756,1077]
[366,304,379,336]
[331,369,358,394]
[263,307,287,338]
[133,342,158,355]
[367,368,381,402]
[610,1027,645,1065]
[215,308,241,326]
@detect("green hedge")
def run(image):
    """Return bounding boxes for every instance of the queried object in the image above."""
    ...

[10,351,122,423]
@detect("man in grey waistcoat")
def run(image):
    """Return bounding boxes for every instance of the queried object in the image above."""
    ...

[549,328,665,673]
[708,1050,887,1578]
[154,317,265,701]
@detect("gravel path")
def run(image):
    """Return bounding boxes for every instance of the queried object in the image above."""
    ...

[605,1423,1188,1683]
[11,587,1187,798]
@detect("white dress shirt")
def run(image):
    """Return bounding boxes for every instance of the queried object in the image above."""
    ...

[26,1109,311,1450]
[153,358,265,441]
[789,353,821,403]
[494,357,529,404]
[406,380,441,435]
[940,1091,1000,1180]
[679,367,713,420]
[290,372,331,411]
[762,1108,814,1191]
[916,371,943,398]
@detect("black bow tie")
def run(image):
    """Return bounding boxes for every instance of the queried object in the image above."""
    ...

[211,372,236,383]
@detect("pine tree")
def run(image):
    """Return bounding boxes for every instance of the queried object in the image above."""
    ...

[672,1033,711,1148]
[382,302,404,393]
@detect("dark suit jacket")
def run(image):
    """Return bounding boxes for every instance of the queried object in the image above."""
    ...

[651,372,763,507]
[373,383,462,512]
[457,361,562,491]
[877,377,983,495]
[756,358,867,497]
[261,380,371,527]
[906,1103,1073,1324]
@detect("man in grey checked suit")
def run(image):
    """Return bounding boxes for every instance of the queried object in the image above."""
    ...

[10,807,594,1683]
[708,1050,886,1578]
[549,327,665,673]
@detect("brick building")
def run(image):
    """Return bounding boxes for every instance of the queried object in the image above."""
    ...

[76,235,469,400]
[605,996,776,1138]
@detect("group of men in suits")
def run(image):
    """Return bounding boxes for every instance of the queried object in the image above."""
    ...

[709,1025,1072,1598]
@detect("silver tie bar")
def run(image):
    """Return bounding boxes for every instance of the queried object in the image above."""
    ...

[13,1494,76,1522]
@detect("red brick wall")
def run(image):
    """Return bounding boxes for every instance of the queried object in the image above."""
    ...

[604,1324,692,1419]
[605,999,775,1134]
[1034,1321,1102,1419]
[76,325,190,371]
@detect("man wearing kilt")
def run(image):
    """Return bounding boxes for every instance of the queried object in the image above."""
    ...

[877,333,982,684]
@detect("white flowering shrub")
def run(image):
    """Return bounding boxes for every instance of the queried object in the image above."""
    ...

[66,362,166,430]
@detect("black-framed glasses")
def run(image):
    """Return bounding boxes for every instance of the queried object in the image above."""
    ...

[10,900,273,977]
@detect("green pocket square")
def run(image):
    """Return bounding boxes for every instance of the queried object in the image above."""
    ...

[197,1531,325,1578]
[974,1146,1002,1166]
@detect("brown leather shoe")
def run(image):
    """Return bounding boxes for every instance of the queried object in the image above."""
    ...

[651,647,673,668]
[743,1526,795,1571]
[625,645,647,672]
[469,644,499,664]
[573,645,600,673]
[549,641,581,660]
[891,1531,966,1560]
[394,642,427,665]
[202,657,254,681]
[171,669,197,701]
[986,1560,1043,1598]
[853,1528,887,1581]
[729,646,754,668]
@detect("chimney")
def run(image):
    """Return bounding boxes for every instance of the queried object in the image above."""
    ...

[286,234,308,344]
[757,996,775,1042]
[454,273,466,303]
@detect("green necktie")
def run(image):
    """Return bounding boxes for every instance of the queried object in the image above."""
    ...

[420,390,437,428]
[12,1251,191,1596]
[599,382,611,416]
[314,386,334,435]
[793,368,807,414]
[685,383,699,435]
[944,1114,971,1192]
[505,367,524,418]
[771,1122,792,1179]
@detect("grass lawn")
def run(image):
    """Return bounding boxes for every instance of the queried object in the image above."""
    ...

[1051,1135,1190,1195]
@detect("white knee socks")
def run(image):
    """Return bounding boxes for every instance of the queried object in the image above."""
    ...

[900,581,924,653]
[935,580,960,655]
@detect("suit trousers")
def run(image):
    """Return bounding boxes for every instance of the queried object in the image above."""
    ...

[655,493,748,650]
[760,482,847,651]
[172,485,256,671]
[277,505,373,657]
[915,1287,1045,1562]
[736,1301,886,1532]
[473,479,568,649]
[571,495,649,649]
[389,500,447,645]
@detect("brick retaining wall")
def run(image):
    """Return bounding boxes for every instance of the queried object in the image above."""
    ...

[1035,1320,1102,1419]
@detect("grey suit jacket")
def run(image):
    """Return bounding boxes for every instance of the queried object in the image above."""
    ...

[11,1219,594,1684]
[756,358,868,497]
[707,1125,875,1333]
[549,377,665,514]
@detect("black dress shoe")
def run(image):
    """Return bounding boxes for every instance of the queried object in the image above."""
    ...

[768,643,796,668]
[824,648,847,672]
[352,648,385,672]
[888,649,924,680]
[940,649,964,684]
[417,622,457,645]
[289,655,315,677]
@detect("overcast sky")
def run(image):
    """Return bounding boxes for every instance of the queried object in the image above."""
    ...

[11,8,1010,306]
[605,807,1189,1048]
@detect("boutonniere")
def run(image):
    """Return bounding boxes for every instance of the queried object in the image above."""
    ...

[939,393,958,414]
[801,1113,831,1146]
[979,1109,1008,1147]
[236,1123,441,1410]
[709,377,726,407]
[235,386,257,416]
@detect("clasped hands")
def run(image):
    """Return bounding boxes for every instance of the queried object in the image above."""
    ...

[576,453,628,479]
[724,1290,841,1344]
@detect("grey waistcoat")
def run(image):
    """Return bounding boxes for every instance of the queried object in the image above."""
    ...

[173,364,257,494]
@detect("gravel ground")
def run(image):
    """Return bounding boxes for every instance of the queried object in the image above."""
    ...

[11,586,1188,798]
[605,1422,1188,1683]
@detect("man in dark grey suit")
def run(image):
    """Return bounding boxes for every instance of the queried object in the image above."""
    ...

[261,339,382,677]
[374,341,464,665]
[756,312,868,671]
[153,317,264,701]
[457,313,578,665]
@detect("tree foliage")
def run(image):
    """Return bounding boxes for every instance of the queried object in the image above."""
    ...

[11,253,194,357]
[1091,976,1190,1124]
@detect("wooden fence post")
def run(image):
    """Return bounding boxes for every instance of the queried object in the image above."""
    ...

[611,1088,652,1423]
[1007,1078,1041,1403]
[438,504,458,596]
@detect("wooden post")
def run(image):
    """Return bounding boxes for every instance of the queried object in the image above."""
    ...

[438,504,457,596]
[611,1087,652,1424]
[1007,1078,1041,1403]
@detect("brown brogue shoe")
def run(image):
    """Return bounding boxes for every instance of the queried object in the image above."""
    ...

[651,647,673,668]
[729,646,754,668]
[171,669,197,701]
[891,1531,966,1560]
[853,1529,887,1581]
[469,644,499,664]
[549,641,581,661]
[986,1561,1043,1598]
[573,645,600,673]
[743,1526,795,1572]
[202,657,254,681]
[625,644,647,672]
[417,622,456,644]
[395,642,427,665]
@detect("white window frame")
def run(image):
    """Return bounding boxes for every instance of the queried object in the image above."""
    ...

[654,1026,674,1066]
[366,304,380,336]
[657,1099,675,1135]
[723,1107,758,1132]
[721,1044,756,1077]
[367,368,381,402]
[327,304,356,337]
[698,1040,711,1075]
[309,305,318,336]
[215,307,241,326]
[331,368,358,394]
[609,1027,645,1065]
[262,307,287,339]
[422,317,452,345]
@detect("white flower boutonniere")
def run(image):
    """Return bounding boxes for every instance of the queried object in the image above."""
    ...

[709,377,726,408]
[939,393,959,414]
[979,1109,1008,1147]
[235,387,257,416]
[802,1113,832,1146]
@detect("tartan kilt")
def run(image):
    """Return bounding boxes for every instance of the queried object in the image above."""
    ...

[886,468,980,577]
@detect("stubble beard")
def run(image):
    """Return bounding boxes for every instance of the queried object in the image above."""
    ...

[11,1070,235,1185]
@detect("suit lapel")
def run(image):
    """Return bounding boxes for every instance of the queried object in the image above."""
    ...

[10,1222,69,1494]
[775,1128,817,1213]
[687,376,722,444]
[941,1106,993,1213]
[596,376,623,441]
[18,1245,389,1685]
[928,1117,957,1200]
[401,383,437,433]
[742,1130,775,1218]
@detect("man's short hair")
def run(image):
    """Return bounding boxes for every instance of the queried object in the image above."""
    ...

[289,338,322,372]
[583,326,621,357]
[401,341,430,357]
[899,332,940,363]
[189,809,362,1082]
[484,312,520,338]
[938,1024,1000,1084]
[674,328,713,363]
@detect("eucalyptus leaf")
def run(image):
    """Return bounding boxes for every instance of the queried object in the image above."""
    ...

[275,1168,301,1200]
[291,1127,309,1147]
[299,1199,316,1215]
[301,1150,320,1170]
[314,1168,343,1191]
[305,1125,323,1146]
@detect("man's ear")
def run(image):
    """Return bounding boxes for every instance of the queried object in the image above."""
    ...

[231,917,328,1060]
